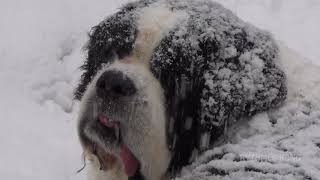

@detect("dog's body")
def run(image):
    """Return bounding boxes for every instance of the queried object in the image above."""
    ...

[75,0,288,180]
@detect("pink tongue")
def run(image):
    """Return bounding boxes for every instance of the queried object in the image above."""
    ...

[99,116,119,128]
[120,144,139,177]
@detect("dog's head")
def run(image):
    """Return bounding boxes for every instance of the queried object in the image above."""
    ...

[76,2,184,180]
[75,0,287,180]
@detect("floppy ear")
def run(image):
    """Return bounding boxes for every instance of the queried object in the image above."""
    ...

[151,16,287,174]
[199,30,287,149]
[200,40,287,130]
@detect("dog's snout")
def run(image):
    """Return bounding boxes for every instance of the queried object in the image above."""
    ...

[96,70,136,98]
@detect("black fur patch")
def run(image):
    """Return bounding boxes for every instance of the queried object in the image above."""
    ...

[74,1,152,100]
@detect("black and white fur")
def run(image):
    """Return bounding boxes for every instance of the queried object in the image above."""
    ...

[75,0,287,180]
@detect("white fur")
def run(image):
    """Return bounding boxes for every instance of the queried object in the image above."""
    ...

[78,68,127,180]
[86,154,127,180]
[101,62,171,180]
[130,3,187,66]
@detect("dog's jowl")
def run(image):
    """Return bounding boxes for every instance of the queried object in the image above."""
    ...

[75,0,287,180]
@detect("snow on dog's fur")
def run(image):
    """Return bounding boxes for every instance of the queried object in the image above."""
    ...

[75,0,288,180]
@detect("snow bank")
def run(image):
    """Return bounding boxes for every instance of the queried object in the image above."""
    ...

[0,0,319,180]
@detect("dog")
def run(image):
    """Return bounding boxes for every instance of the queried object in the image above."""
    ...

[75,0,287,180]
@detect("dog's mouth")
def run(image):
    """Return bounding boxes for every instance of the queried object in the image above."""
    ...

[98,116,121,140]
[91,115,140,177]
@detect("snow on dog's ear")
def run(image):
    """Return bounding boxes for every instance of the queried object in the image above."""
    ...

[150,0,287,172]
[200,31,287,131]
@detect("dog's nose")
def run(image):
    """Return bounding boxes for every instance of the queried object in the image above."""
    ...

[96,70,136,98]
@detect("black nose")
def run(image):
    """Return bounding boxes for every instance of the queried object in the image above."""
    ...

[96,70,136,98]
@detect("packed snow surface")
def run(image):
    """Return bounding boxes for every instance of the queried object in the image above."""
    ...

[0,0,319,180]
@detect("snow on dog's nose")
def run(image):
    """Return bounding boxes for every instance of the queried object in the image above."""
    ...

[96,70,137,98]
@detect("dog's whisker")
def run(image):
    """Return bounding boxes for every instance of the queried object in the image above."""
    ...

[76,152,87,174]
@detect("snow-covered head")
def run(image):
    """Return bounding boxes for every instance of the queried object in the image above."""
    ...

[75,0,287,179]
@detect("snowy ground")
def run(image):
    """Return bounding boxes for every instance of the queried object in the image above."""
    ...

[0,0,319,180]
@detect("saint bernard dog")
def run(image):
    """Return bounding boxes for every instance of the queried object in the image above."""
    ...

[75,0,288,180]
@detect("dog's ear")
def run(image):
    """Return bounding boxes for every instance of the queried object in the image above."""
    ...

[150,30,206,172]
[199,33,287,131]
[197,31,287,159]
[150,5,287,173]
